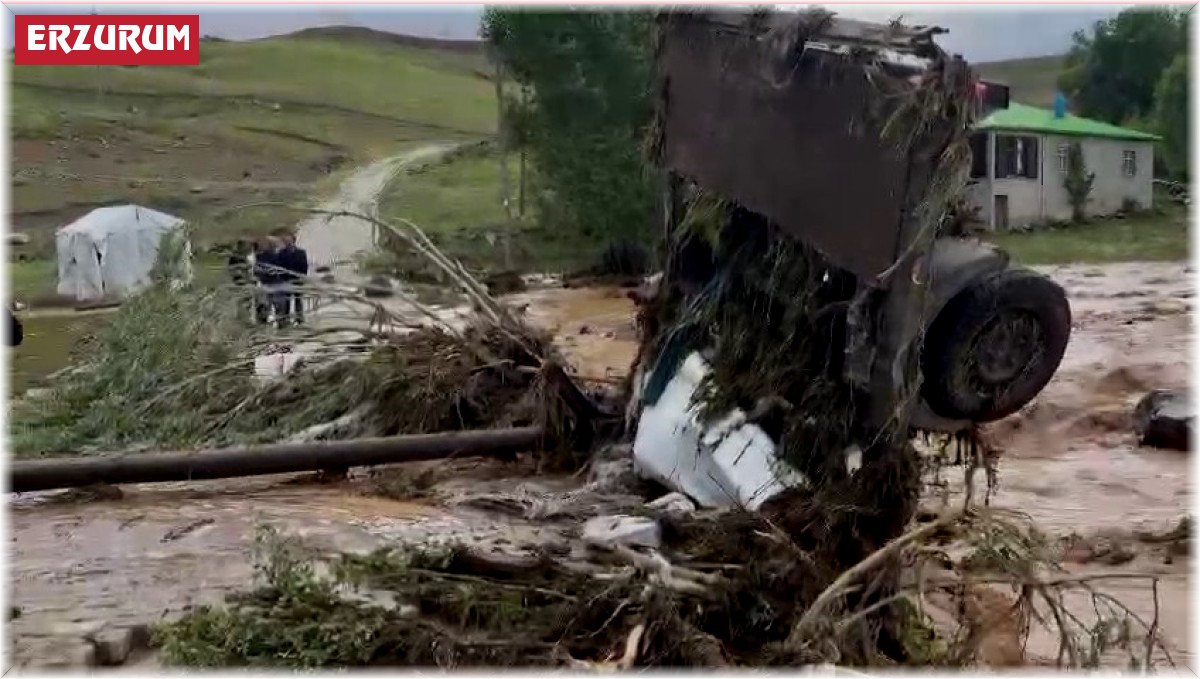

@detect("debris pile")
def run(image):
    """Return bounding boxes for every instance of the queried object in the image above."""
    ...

[152,486,1177,670]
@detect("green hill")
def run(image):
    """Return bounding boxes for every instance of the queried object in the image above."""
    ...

[10,31,498,269]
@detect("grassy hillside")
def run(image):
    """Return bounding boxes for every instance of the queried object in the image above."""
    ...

[10,31,497,298]
[974,54,1067,108]
[374,146,608,277]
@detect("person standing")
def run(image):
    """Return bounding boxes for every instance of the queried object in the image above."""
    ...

[227,240,253,321]
[8,307,22,347]
[276,230,309,326]
[253,235,282,326]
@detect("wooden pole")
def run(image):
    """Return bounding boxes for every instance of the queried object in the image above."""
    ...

[493,56,514,270]
[518,86,529,219]
[10,426,544,493]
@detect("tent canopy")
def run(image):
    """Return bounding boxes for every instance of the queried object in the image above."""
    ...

[55,204,193,301]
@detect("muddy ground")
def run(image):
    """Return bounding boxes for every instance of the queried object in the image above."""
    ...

[6,260,1192,670]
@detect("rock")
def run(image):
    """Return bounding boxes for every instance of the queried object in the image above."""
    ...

[1133,389,1192,451]
[583,515,661,550]
[646,492,695,516]
[579,325,591,335]
[189,185,206,194]
[362,275,394,299]
[90,627,135,666]
[484,270,526,295]
[1061,531,1137,566]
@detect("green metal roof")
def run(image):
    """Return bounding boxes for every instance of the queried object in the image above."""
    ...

[976,102,1162,142]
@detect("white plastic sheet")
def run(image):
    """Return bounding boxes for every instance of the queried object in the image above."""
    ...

[632,352,808,511]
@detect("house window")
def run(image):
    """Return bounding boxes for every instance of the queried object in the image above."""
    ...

[1122,150,1137,177]
[969,132,988,179]
[1058,141,1083,174]
[995,134,1039,179]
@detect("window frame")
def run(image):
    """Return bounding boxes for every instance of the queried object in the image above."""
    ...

[1122,150,1137,177]
[994,134,1040,180]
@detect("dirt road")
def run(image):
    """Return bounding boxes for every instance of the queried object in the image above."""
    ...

[297,143,459,282]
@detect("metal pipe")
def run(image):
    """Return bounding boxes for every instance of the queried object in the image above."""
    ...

[10,426,545,493]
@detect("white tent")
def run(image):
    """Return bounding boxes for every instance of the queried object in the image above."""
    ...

[55,204,193,301]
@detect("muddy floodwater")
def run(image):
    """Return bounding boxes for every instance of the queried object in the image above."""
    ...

[6,261,1193,670]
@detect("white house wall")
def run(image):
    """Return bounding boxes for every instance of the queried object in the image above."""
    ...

[1040,136,1155,221]
[973,133,1155,229]
[990,172,1045,227]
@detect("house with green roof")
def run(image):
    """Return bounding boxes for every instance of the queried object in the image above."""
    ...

[965,101,1160,230]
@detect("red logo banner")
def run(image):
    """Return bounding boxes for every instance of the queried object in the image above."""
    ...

[14,15,200,66]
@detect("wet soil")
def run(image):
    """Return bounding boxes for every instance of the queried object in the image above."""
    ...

[6,261,1192,670]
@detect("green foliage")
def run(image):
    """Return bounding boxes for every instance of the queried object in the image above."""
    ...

[1058,8,1188,125]
[1062,142,1095,223]
[481,10,656,247]
[1153,53,1190,181]
[155,527,396,668]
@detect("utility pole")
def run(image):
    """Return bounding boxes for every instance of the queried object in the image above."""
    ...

[517,85,528,219]
[493,52,513,271]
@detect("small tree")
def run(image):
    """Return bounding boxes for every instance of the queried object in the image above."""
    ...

[1063,142,1095,223]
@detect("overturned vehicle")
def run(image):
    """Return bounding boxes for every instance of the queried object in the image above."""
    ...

[630,11,1071,509]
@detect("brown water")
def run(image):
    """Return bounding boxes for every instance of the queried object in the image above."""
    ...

[7,264,1192,669]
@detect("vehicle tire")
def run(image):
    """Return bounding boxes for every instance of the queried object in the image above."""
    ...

[921,267,1071,422]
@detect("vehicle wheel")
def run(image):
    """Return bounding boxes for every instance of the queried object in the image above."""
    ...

[921,267,1071,422]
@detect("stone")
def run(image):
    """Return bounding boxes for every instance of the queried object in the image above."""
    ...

[91,627,135,666]
[362,275,395,299]
[645,492,695,516]
[1133,389,1192,451]
[582,515,661,551]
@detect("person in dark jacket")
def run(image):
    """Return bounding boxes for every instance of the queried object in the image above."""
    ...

[227,240,254,321]
[275,230,309,326]
[253,236,282,325]
[227,240,252,286]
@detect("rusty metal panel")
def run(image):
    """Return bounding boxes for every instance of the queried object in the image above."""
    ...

[658,16,915,279]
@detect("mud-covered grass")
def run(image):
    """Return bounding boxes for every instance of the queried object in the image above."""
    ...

[989,207,1189,265]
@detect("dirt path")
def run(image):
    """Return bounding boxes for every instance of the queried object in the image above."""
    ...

[296,144,458,283]
[6,261,1191,670]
